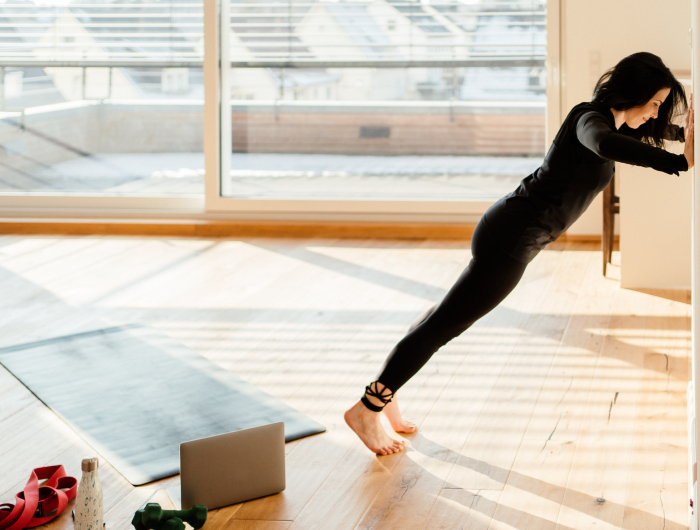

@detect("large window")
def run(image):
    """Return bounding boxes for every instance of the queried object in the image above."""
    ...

[219,0,546,202]
[0,0,205,196]
[0,0,547,214]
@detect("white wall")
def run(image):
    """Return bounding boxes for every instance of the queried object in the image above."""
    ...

[557,0,691,235]
[619,135,692,288]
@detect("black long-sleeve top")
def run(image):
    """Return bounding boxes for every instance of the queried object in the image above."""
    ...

[480,101,688,264]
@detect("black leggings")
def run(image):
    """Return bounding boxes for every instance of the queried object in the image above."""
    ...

[376,221,528,393]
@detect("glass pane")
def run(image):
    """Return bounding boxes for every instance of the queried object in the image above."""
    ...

[228,0,545,64]
[223,0,546,201]
[0,0,204,196]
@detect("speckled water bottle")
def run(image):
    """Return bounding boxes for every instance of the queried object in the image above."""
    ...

[74,457,103,530]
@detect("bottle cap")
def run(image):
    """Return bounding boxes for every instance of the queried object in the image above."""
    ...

[81,457,99,472]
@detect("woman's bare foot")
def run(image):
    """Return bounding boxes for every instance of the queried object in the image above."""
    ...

[344,401,406,455]
[383,397,417,433]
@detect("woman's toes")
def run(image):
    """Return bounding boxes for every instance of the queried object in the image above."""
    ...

[392,421,416,433]
[378,441,402,455]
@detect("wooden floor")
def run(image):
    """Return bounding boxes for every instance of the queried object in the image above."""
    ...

[0,235,690,530]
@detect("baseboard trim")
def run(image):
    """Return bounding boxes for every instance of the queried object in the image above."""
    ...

[559,233,619,243]
[0,218,617,242]
[0,219,475,239]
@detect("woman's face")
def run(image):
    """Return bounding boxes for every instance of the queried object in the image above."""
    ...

[625,87,671,128]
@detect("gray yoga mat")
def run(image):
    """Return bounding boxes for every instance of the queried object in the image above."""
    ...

[0,325,325,486]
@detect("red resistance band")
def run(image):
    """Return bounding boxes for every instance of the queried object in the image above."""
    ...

[0,466,78,530]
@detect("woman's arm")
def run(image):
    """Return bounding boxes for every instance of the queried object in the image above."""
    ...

[576,111,688,175]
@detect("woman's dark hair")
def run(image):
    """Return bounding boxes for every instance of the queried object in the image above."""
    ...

[592,52,687,147]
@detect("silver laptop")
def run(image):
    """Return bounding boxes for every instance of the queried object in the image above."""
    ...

[180,422,286,510]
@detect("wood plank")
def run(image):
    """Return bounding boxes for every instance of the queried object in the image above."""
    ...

[223,240,410,387]
[228,242,462,523]
[51,439,135,515]
[0,401,67,460]
[217,522,291,530]
[555,287,655,530]
[106,477,181,530]
[0,238,157,347]
[484,251,620,529]
[78,238,295,353]
[422,489,502,530]
[488,439,578,530]
[229,243,474,523]
[0,418,79,500]
[5,439,143,530]
[195,241,431,482]
[109,238,335,366]
[171,240,402,433]
[245,241,463,406]
[0,237,137,287]
[201,502,244,530]
[0,424,133,512]
[91,238,269,309]
[1,238,208,308]
[521,256,619,443]
[354,250,589,530]
[0,366,35,423]
[286,250,561,530]
[0,238,65,271]
[620,293,689,530]
[282,344,462,530]
[55,239,216,307]
[0,303,106,349]
[444,250,593,491]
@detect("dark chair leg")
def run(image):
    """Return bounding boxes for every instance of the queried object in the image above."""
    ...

[602,174,620,277]
[603,182,611,276]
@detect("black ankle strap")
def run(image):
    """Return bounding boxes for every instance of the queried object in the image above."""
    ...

[360,382,394,412]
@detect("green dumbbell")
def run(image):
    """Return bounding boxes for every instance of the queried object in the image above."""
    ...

[132,510,150,530]
[132,503,208,530]
[159,518,185,530]
[143,503,208,530]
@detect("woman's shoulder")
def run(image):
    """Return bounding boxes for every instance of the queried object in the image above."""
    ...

[555,103,616,142]
[546,102,617,163]
[566,101,614,124]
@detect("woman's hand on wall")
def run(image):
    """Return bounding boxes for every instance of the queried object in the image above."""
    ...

[685,93,694,169]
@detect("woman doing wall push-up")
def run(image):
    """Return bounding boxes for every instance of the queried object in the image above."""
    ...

[344,52,695,455]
